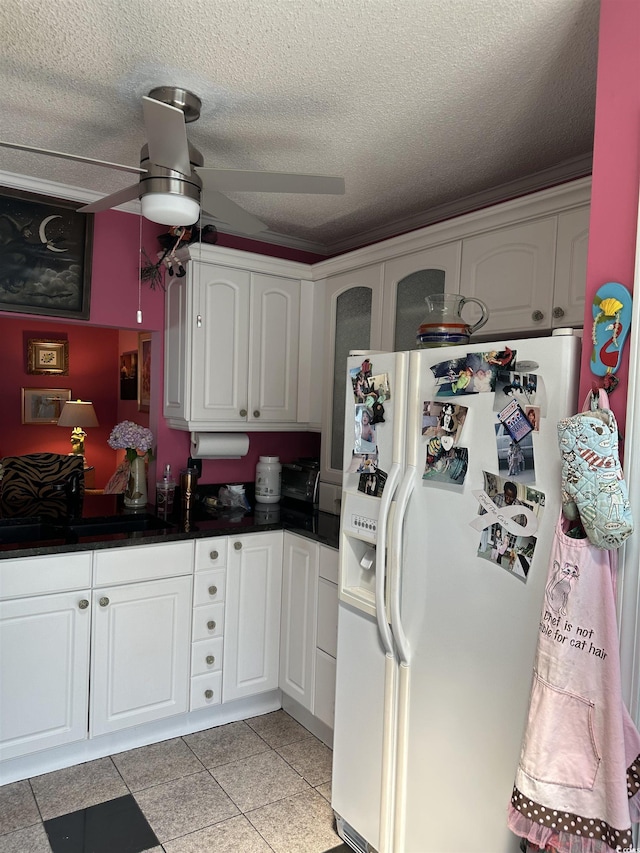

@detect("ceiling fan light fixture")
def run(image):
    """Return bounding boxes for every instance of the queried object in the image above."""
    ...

[141,192,200,226]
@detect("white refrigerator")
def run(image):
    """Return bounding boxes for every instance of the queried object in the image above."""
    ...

[332,332,581,853]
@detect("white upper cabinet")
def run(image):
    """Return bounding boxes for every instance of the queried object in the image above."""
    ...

[459,218,558,338]
[553,206,589,328]
[164,246,313,431]
[459,207,589,337]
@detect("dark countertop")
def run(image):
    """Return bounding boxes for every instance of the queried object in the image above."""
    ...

[0,493,341,560]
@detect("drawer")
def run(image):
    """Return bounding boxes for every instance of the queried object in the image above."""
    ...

[94,540,194,586]
[317,577,338,657]
[190,671,223,710]
[193,570,226,606]
[192,602,225,641]
[0,551,92,599]
[191,637,224,676]
[319,545,339,584]
[195,538,228,572]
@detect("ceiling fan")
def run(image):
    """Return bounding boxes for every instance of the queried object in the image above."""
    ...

[0,86,345,235]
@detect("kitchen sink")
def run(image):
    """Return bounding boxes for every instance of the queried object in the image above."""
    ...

[0,517,66,545]
[63,513,173,538]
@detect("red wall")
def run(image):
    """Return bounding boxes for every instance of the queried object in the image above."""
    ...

[579,0,640,427]
[0,318,119,486]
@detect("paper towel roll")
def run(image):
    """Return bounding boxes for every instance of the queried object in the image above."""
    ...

[190,432,250,459]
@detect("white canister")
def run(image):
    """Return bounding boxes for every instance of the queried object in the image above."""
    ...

[255,455,282,504]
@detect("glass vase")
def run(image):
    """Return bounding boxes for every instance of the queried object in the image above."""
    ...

[124,455,147,509]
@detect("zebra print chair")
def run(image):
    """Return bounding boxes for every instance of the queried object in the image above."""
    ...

[0,453,85,520]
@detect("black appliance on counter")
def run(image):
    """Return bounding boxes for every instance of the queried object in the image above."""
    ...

[280,458,320,505]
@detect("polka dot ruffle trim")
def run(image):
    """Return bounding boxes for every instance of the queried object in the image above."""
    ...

[511,786,633,850]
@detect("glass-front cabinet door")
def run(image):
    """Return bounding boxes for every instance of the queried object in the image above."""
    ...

[321,266,384,485]
[380,243,462,351]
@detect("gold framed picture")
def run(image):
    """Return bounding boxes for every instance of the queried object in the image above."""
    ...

[27,339,69,375]
[138,332,151,413]
[22,388,72,424]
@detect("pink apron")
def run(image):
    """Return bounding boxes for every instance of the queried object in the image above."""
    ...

[508,515,640,852]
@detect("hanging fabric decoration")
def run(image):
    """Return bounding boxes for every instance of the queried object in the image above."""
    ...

[591,282,632,377]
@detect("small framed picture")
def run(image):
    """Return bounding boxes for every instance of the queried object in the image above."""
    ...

[138,332,151,413]
[22,387,72,424]
[27,339,69,375]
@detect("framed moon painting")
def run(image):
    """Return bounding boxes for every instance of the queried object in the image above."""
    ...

[0,186,93,319]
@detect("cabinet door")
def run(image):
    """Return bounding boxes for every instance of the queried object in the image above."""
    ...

[321,265,384,486]
[381,243,462,351]
[191,264,251,422]
[0,591,91,760]
[314,648,337,730]
[163,273,190,421]
[553,206,589,328]
[249,274,300,423]
[279,533,318,710]
[223,532,283,702]
[90,576,191,736]
[460,218,557,337]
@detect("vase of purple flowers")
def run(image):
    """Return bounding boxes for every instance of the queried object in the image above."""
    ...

[107,421,154,509]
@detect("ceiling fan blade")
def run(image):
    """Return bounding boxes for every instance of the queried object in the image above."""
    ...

[198,168,345,195]
[0,140,144,174]
[201,188,268,235]
[77,182,141,214]
[142,96,192,176]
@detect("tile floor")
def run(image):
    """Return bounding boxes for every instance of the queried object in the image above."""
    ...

[0,710,351,853]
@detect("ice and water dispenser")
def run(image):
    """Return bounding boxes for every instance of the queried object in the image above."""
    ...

[340,490,382,616]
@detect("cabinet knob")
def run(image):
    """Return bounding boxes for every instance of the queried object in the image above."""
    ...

[207,620,217,630]
[99,597,109,607]
[209,550,219,560]
[253,410,260,418]
[204,689,214,699]
[206,655,215,665]
[531,310,544,322]
[553,306,565,319]
[208,585,218,596]
[239,409,247,417]
[234,541,242,550]
[78,599,89,610]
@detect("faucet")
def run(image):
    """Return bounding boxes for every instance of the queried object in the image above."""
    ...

[52,469,84,519]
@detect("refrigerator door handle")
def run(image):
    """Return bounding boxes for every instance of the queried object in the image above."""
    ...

[389,463,414,666]
[375,460,402,658]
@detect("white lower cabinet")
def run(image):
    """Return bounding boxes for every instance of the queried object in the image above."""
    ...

[279,534,338,732]
[90,575,192,737]
[223,531,283,702]
[0,589,91,760]
[0,552,93,762]
[279,533,318,711]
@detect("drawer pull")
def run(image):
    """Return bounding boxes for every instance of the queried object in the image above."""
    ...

[78,599,89,610]
[208,585,218,596]
[204,689,214,699]
[207,620,217,630]
[206,655,215,665]
[99,597,109,607]
[209,550,219,561]
[234,541,242,550]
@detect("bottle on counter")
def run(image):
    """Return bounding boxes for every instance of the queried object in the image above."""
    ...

[255,455,281,504]
[156,463,176,518]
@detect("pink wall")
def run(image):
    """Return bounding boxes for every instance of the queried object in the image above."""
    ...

[579,0,640,429]
[1,208,320,493]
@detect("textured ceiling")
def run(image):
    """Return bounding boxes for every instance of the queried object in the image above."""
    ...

[0,0,599,255]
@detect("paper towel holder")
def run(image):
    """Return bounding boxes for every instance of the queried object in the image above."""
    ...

[190,431,250,460]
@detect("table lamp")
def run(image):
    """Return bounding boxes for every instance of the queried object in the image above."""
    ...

[57,400,99,457]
